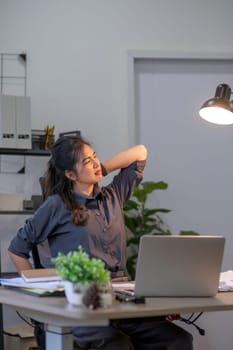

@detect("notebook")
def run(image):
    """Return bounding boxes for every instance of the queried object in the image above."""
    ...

[21,268,61,282]
[134,235,225,297]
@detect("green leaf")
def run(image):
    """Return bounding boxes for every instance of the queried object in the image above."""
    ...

[124,180,198,279]
[52,246,110,285]
[142,181,168,192]
[123,199,139,211]
[179,230,200,236]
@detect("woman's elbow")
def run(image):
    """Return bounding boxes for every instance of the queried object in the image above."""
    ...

[137,144,148,160]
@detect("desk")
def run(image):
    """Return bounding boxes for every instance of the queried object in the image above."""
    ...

[1,288,233,350]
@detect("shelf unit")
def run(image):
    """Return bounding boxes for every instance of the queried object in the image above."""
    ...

[0,148,50,156]
[0,210,34,215]
[0,148,50,174]
[0,148,48,214]
[0,53,43,350]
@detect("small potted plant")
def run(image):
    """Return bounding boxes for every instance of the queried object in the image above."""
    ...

[52,246,111,308]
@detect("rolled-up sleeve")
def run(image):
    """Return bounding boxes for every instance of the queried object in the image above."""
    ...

[107,160,146,206]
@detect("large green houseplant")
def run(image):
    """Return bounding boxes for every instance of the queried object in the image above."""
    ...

[124,181,171,279]
[124,181,198,279]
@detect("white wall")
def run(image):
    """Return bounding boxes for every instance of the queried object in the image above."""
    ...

[1,0,233,157]
[1,0,233,347]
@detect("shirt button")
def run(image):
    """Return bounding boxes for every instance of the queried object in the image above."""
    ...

[103,228,107,232]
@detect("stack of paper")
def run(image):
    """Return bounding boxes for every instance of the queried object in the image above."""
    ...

[112,281,135,297]
[0,276,64,297]
[219,270,233,291]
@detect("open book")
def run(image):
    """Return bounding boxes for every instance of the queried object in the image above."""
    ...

[21,268,61,282]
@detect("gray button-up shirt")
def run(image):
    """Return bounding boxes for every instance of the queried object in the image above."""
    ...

[8,160,145,274]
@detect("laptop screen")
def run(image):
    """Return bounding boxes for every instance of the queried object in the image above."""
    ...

[134,235,225,297]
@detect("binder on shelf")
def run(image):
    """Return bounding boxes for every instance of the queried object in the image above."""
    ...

[0,95,16,148]
[15,96,31,149]
[0,95,31,149]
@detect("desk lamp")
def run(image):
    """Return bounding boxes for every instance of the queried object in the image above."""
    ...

[199,83,233,125]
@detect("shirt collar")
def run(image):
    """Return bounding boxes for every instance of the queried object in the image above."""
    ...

[71,185,102,206]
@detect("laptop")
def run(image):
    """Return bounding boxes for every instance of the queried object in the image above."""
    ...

[134,235,225,297]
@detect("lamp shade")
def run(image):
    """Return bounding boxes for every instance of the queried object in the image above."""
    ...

[199,83,233,125]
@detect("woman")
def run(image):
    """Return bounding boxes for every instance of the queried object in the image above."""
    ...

[8,135,193,350]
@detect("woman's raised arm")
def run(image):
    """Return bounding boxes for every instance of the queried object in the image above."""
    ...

[102,144,147,174]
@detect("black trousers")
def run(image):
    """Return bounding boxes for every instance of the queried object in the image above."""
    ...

[73,317,193,350]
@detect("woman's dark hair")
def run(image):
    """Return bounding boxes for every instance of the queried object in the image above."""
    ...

[42,135,90,225]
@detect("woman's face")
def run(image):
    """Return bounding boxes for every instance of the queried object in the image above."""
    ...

[65,144,103,186]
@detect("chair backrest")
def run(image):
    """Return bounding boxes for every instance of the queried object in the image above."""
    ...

[31,240,53,269]
[31,245,44,269]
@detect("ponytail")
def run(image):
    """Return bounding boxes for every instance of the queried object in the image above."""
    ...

[41,136,91,225]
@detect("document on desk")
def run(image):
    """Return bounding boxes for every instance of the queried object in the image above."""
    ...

[112,281,135,296]
[0,277,64,296]
[219,270,233,291]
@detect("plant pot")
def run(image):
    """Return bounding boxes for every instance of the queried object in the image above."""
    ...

[63,281,113,308]
[99,286,113,308]
[63,281,88,306]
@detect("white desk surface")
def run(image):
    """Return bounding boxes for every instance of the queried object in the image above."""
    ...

[1,287,233,327]
[1,287,233,350]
